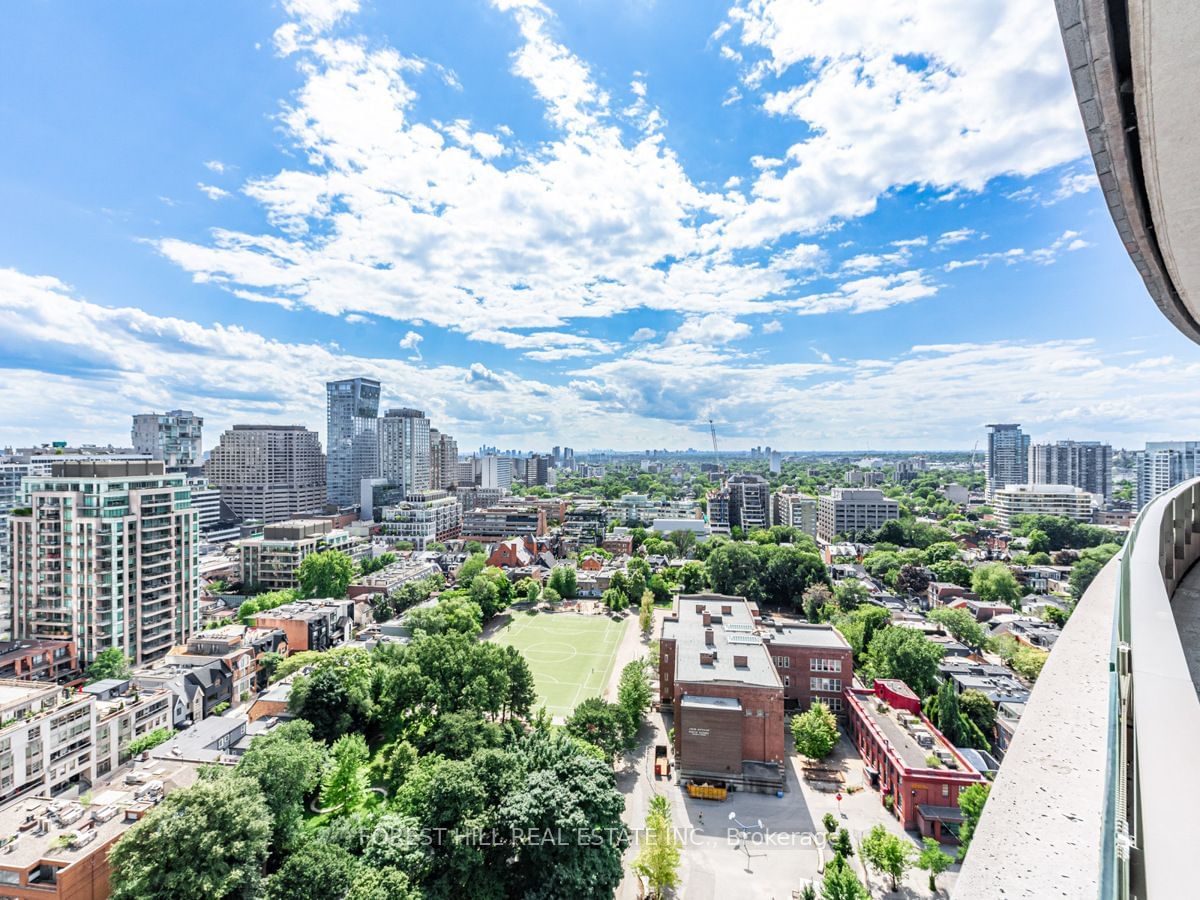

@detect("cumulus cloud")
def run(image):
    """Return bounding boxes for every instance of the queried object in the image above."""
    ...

[630,327,657,342]
[3,266,1197,450]
[666,313,753,346]
[718,0,1087,245]
[761,320,783,334]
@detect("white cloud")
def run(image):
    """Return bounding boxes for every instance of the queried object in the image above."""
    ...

[761,320,783,334]
[4,267,1198,450]
[196,183,230,201]
[718,0,1087,246]
[203,160,227,173]
[630,327,657,342]
[665,313,753,346]
[1049,170,1098,203]
[398,330,423,349]
[789,270,938,315]
[935,228,976,246]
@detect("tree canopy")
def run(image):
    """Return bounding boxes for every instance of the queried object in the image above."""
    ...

[298,550,355,599]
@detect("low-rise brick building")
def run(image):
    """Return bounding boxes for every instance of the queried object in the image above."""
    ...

[659,594,851,792]
[845,679,987,842]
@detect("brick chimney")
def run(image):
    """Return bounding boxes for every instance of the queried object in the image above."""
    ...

[702,611,712,627]
[704,627,714,645]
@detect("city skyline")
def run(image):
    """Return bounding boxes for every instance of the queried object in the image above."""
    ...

[3,0,1200,451]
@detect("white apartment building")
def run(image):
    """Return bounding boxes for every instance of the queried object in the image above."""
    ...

[817,488,900,542]
[727,474,771,530]
[0,679,173,802]
[987,423,1030,496]
[1136,441,1200,509]
[237,518,364,593]
[992,483,1098,528]
[428,429,459,490]
[205,425,326,524]
[9,461,200,666]
[481,455,513,491]
[131,410,203,470]
[771,489,818,536]
[377,490,463,549]
[1029,440,1113,500]
[613,493,700,525]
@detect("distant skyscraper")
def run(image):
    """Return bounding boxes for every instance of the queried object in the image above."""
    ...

[205,425,326,523]
[1137,441,1200,508]
[1030,440,1113,499]
[10,460,199,664]
[131,409,203,469]
[326,377,381,507]
[986,424,1030,495]
[377,408,431,495]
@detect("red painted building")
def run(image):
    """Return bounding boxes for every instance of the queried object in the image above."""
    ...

[760,623,854,715]
[845,679,987,842]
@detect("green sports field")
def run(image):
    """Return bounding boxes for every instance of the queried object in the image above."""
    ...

[489,611,626,719]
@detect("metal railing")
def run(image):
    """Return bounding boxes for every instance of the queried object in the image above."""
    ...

[1108,477,1200,898]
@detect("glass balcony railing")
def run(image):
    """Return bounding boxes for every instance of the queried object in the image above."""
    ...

[957,477,1200,899]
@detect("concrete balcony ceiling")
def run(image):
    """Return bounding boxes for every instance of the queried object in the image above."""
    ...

[1059,0,1200,342]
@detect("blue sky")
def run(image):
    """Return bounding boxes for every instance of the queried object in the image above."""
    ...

[2,0,1198,452]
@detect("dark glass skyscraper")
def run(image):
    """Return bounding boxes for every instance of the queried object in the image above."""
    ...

[326,377,381,507]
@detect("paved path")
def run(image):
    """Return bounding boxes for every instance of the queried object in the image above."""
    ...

[604,613,648,703]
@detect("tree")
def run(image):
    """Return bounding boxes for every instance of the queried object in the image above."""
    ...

[803,583,833,621]
[1025,528,1051,554]
[831,827,855,860]
[617,659,652,748]
[565,696,626,761]
[499,730,627,899]
[823,812,838,836]
[678,560,708,593]
[236,719,326,850]
[821,855,869,900]
[258,650,284,682]
[935,680,962,745]
[469,574,503,619]
[970,563,1022,606]
[109,775,271,900]
[548,565,578,599]
[835,604,891,664]
[602,587,628,611]
[1012,645,1049,683]
[541,586,561,603]
[648,573,671,604]
[127,728,172,756]
[923,541,960,564]
[917,837,953,892]
[957,782,991,859]
[705,541,763,602]
[864,626,945,697]
[667,529,697,558]
[832,579,869,612]
[346,868,421,900]
[406,594,484,637]
[792,701,839,760]
[633,794,682,897]
[927,607,986,648]
[639,593,654,633]
[1069,543,1121,599]
[320,733,369,814]
[297,550,355,599]
[290,665,355,742]
[265,842,358,900]
[959,688,997,738]
[895,564,931,598]
[860,824,913,892]
[85,647,131,684]
[929,559,972,588]
[456,552,487,585]
[760,545,828,609]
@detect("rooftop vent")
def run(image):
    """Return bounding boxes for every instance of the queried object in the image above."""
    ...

[733,655,748,668]
[704,628,714,646]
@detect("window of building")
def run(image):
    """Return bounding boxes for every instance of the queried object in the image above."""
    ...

[942,784,950,798]
[773,655,790,668]
[783,676,790,687]
[810,677,842,693]
[811,658,842,672]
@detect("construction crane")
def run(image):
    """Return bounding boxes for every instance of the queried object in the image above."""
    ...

[709,418,722,472]
[969,440,980,480]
